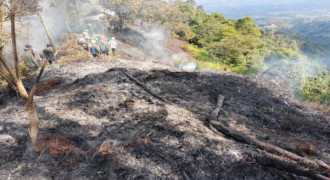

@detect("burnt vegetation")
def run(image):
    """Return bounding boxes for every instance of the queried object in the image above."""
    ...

[0,64,329,179]
[0,0,329,179]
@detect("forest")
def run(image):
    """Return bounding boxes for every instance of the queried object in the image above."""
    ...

[171,0,329,105]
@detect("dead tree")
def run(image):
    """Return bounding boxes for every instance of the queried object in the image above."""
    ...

[37,11,57,51]
[0,0,46,154]
[0,0,6,72]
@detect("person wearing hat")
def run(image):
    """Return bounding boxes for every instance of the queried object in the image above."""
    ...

[43,44,56,64]
[25,44,41,66]
[109,37,117,55]
[89,43,99,58]
[82,30,90,41]
[77,35,86,46]
[21,48,39,74]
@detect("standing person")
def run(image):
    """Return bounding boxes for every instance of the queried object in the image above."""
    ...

[25,44,41,66]
[99,39,109,56]
[82,42,89,51]
[77,35,86,46]
[109,37,117,55]
[106,17,111,32]
[82,30,90,42]
[21,48,39,74]
[43,44,56,64]
[89,43,99,58]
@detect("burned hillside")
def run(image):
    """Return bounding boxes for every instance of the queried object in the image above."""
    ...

[0,42,329,179]
[0,0,329,179]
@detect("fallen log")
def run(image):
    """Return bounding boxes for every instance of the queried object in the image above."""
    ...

[120,69,170,104]
[208,94,330,177]
[253,151,329,180]
[210,120,329,171]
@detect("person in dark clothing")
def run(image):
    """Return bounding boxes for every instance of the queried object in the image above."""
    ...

[99,40,109,56]
[43,44,55,64]
[89,43,99,57]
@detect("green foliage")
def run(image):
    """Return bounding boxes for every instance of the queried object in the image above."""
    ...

[196,61,224,70]
[182,44,217,62]
[298,70,330,106]
[173,1,269,74]
[235,17,261,37]
[268,47,300,60]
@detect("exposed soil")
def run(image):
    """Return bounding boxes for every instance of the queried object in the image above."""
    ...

[0,38,329,180]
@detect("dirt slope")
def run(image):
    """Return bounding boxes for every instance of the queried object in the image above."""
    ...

[0,40,329,179]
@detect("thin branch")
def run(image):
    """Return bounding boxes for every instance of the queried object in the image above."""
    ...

[0,53,18,82]
[120,69,170,104]
[38,11,57,51]
[0,0,6,51]
[10,0,21,80]
[29,59,47,102]
[0,70,15,87]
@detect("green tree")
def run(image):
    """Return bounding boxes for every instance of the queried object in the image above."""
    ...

[235,17,261,37]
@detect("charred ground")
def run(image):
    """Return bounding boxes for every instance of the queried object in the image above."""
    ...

[0,38,329,179]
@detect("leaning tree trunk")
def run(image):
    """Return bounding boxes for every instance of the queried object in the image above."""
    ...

[38,11,56,51]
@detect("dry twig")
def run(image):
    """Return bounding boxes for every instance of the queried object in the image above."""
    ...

[120,69,170,104]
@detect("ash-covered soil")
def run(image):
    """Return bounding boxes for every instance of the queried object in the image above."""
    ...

[0,45,329,179]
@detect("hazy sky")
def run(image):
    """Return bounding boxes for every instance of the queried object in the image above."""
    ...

[195,0,330,6]
[195,0,330,17]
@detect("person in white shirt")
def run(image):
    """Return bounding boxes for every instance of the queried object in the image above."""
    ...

[82,30,90,41]
[109,37,117,55]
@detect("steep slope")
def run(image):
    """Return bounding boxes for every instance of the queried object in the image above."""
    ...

[0,39,329,179]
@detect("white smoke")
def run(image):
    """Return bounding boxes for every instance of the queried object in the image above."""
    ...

[263,57,324,91]
[3,0,67,60]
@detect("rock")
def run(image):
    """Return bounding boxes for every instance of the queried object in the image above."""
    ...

[0,134,17,146]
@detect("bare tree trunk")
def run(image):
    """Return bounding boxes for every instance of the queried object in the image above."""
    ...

[0,0,5,51]
[26,100,39,152]
[10,0,21,80]
[38,12,56,51]
[15,80,29,99]
[11,3,40,154]
[0,0,6,72]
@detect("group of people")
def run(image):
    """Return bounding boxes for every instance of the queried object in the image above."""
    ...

[20,23,119,74]
[20,44,55,74]
[78,28,118,58]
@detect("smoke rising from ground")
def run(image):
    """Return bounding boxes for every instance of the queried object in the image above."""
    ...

[263,57,326,92]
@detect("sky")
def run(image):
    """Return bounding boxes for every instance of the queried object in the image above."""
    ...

[195,0,330,18]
